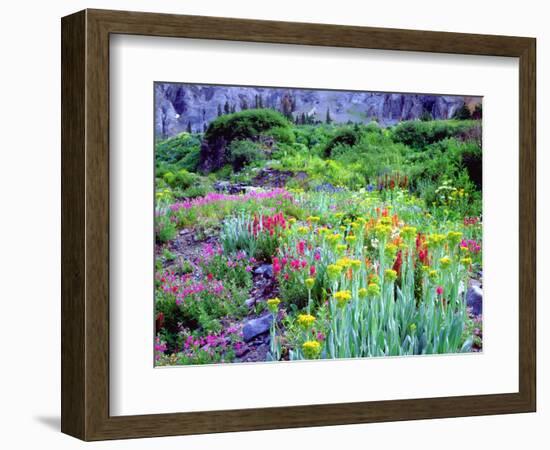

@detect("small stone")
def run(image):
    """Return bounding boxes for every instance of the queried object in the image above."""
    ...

[254,264,273,279]
[466,285,483,315]
[235,344,249,357]
[242,314,272,342]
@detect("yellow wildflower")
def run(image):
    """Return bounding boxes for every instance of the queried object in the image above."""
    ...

[297,314,316,329]
[336,244,347,254]
[385,269,397,283]
[374,224,391,240]
[428,269,439,282]
[305,277,315,290]
[302,340,321,359]
[440,256,452,269]
[335,257,350,268]
[427,234,446,249]
[334,290,352,307]
[385,243,398,260]
[447,231,463,247]
[327,264,343,280]
[266,297,281,313]
[460,257,472,266]
[367,283,381,297]
[400,225,417,241]
[346,234,357,243]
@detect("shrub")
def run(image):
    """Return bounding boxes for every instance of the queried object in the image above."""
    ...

[204,108,291,144]
[391,120,478,149]
[264,126,296,144]
[156,215,177,243]
[180,184,212,199]
[155,132,202,172]
[322,128,361,157]
[227,139,266,171]
[163,168,198,189]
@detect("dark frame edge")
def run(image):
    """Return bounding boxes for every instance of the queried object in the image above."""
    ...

[61,8,537,441]
[61,10,87,440]
[518,37,537,413]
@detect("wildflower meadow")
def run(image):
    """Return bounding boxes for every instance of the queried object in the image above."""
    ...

[154,84,483,365]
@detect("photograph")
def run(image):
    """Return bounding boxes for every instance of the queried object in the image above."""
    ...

[153,83,483,366]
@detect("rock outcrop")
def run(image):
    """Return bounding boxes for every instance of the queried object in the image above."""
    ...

[155,83,481,139]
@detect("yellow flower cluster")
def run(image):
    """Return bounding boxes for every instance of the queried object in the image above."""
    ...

[427,233,446,249]
[336,244,347,254]
[460,257,472,266]
[334,290,352,307]
[400,225,417,241]
[297,226,309,235]
[385,269,398,283]
[297,314,316,329]
[327,264,343,280]
[266,297,281,313]
[345,234,357,244]
[326,234,342,247]
[374,224,391,240]
[439,256,452,269]
[302,340,321,359]
[358,287,368,299]
[307,216,320,223]
[447,231,463,247]
[385,243,398,260]
[367,282,381,297]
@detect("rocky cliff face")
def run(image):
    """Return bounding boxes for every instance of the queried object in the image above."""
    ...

[155,83,480,139]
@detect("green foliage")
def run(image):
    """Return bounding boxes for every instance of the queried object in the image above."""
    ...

[264,126,296,144]
[200,252,253,290]
[391,119,479,149]
[331,131,406,182]
[163,168,198,189]
[180,183,212,199]
[322,127,361,157]
[155,215,177,243]
[155,132,201,172]
[420,109,433,121]
[227,139,266,171]
[204,108,291,144]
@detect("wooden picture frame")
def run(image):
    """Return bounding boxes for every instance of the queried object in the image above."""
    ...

[61,9,536,441]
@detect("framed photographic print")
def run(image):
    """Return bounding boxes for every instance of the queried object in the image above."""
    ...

[61,9,536,441]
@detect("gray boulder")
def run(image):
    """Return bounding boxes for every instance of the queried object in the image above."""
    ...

[466,285,483,315]
[242,314,272,342]
[254,264,273,279]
